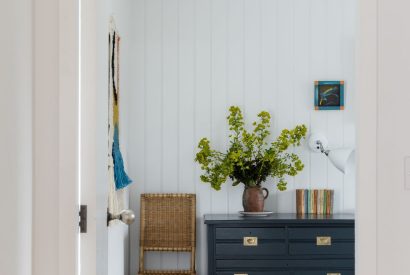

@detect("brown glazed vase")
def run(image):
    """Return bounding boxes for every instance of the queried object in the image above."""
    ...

[242,186,269,212]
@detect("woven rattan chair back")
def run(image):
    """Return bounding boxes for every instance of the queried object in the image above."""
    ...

[139,193,196,275]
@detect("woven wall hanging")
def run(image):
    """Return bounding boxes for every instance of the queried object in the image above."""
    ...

[108,17,132,216]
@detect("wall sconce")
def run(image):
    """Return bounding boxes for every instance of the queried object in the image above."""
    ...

[308,133,355,173]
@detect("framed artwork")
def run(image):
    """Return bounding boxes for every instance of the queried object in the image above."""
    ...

[314,81,345,110]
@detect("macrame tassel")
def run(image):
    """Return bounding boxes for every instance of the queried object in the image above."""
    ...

[112,125,132,189]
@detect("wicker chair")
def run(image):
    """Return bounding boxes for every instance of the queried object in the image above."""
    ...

[138,193,196,275]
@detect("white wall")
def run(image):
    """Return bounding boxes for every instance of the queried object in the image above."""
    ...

[128,0,357,274]
[0,1,32,275]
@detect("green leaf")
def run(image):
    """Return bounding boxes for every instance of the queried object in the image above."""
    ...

[232,180,241,186]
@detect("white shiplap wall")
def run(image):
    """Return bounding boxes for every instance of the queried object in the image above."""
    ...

[127,0,356,274]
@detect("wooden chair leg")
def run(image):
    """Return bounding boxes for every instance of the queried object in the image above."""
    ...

[139,247,144,274]
[190,248,196,274]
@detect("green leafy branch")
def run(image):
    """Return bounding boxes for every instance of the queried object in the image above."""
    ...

[195,106,307,191]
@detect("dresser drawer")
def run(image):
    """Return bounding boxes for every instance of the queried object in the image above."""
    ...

[288,227,354,240]
[216,242,287,257]
[289,242,354,255]
[216,272,289,275]
[294,271,354,275]
[288,227,354,256]
[216,260,288,269]
[216,227,286,240]
[287,259,354,269]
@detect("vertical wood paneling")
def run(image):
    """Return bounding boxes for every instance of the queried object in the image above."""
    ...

[162,0,179,194]
[179,0,196,195]
[178,0,196,269]
[129,0,145,274]
[342,0,356,213]
[227,0,244,107]
[161,0,179,269]
[129,0,356,273]
[226,0,245,214]
[194,0,212,272]
[243,0,262,209]
[243,0,261,117]
[260,0,278,213]
[342,0,356,149]
[293,0,311,199]
[260,0,276,111]
[275,0,295,213]
[144,0,163,269]
[210,0,229,214]
[309,0,328,192]
[325,0,344,213]
[144,0,162,194]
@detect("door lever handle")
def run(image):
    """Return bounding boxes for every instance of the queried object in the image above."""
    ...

[107,209,135,226]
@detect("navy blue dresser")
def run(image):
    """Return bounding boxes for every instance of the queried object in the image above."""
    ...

[204,213,355,275]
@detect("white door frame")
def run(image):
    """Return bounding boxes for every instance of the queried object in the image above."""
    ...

[31,0,379,274]
[356,0,378,274]
[32,0,79,275]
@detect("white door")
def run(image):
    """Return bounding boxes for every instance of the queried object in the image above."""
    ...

[79,1,131,275]
[79,0,106,272]
[79,0,111,273]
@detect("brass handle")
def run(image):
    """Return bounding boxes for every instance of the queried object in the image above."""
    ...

[316,236,332,246]
[243,236,258,246]
[327,273,341,275]
[234,274,248,275]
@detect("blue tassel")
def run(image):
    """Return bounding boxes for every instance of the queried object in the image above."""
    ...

[112,125,132,189]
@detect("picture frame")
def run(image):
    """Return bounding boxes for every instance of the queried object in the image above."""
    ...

[314,80,345,110]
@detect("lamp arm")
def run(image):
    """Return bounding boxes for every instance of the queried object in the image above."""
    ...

[316,141,330,156]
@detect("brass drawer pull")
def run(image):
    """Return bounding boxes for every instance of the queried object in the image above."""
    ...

[243,236,258,246]
[327,273,341,275]
[234,274,248,275]
[316,236,332,246]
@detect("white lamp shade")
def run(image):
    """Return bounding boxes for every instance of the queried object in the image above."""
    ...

[327,148,354,173]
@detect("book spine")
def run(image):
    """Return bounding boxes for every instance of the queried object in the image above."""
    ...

[319,190,323,215]
[296,189,299,214]
[304,189,308,214]
[324,190,327,215]
[310,190,314,214]
[313,189,318,214]
[326,190,331,215]
[296,189,303,214]
[306,189,309,214]
[330,189,334,214]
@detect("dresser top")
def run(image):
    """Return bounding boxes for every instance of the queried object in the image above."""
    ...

[204,213,355,224]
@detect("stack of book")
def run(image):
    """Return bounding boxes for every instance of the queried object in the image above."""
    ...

[296,189,334,215]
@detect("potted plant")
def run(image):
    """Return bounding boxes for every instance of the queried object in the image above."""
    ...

[195,106,307,212]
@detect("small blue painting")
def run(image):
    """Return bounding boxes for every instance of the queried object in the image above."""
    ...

[314,80,344,110]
